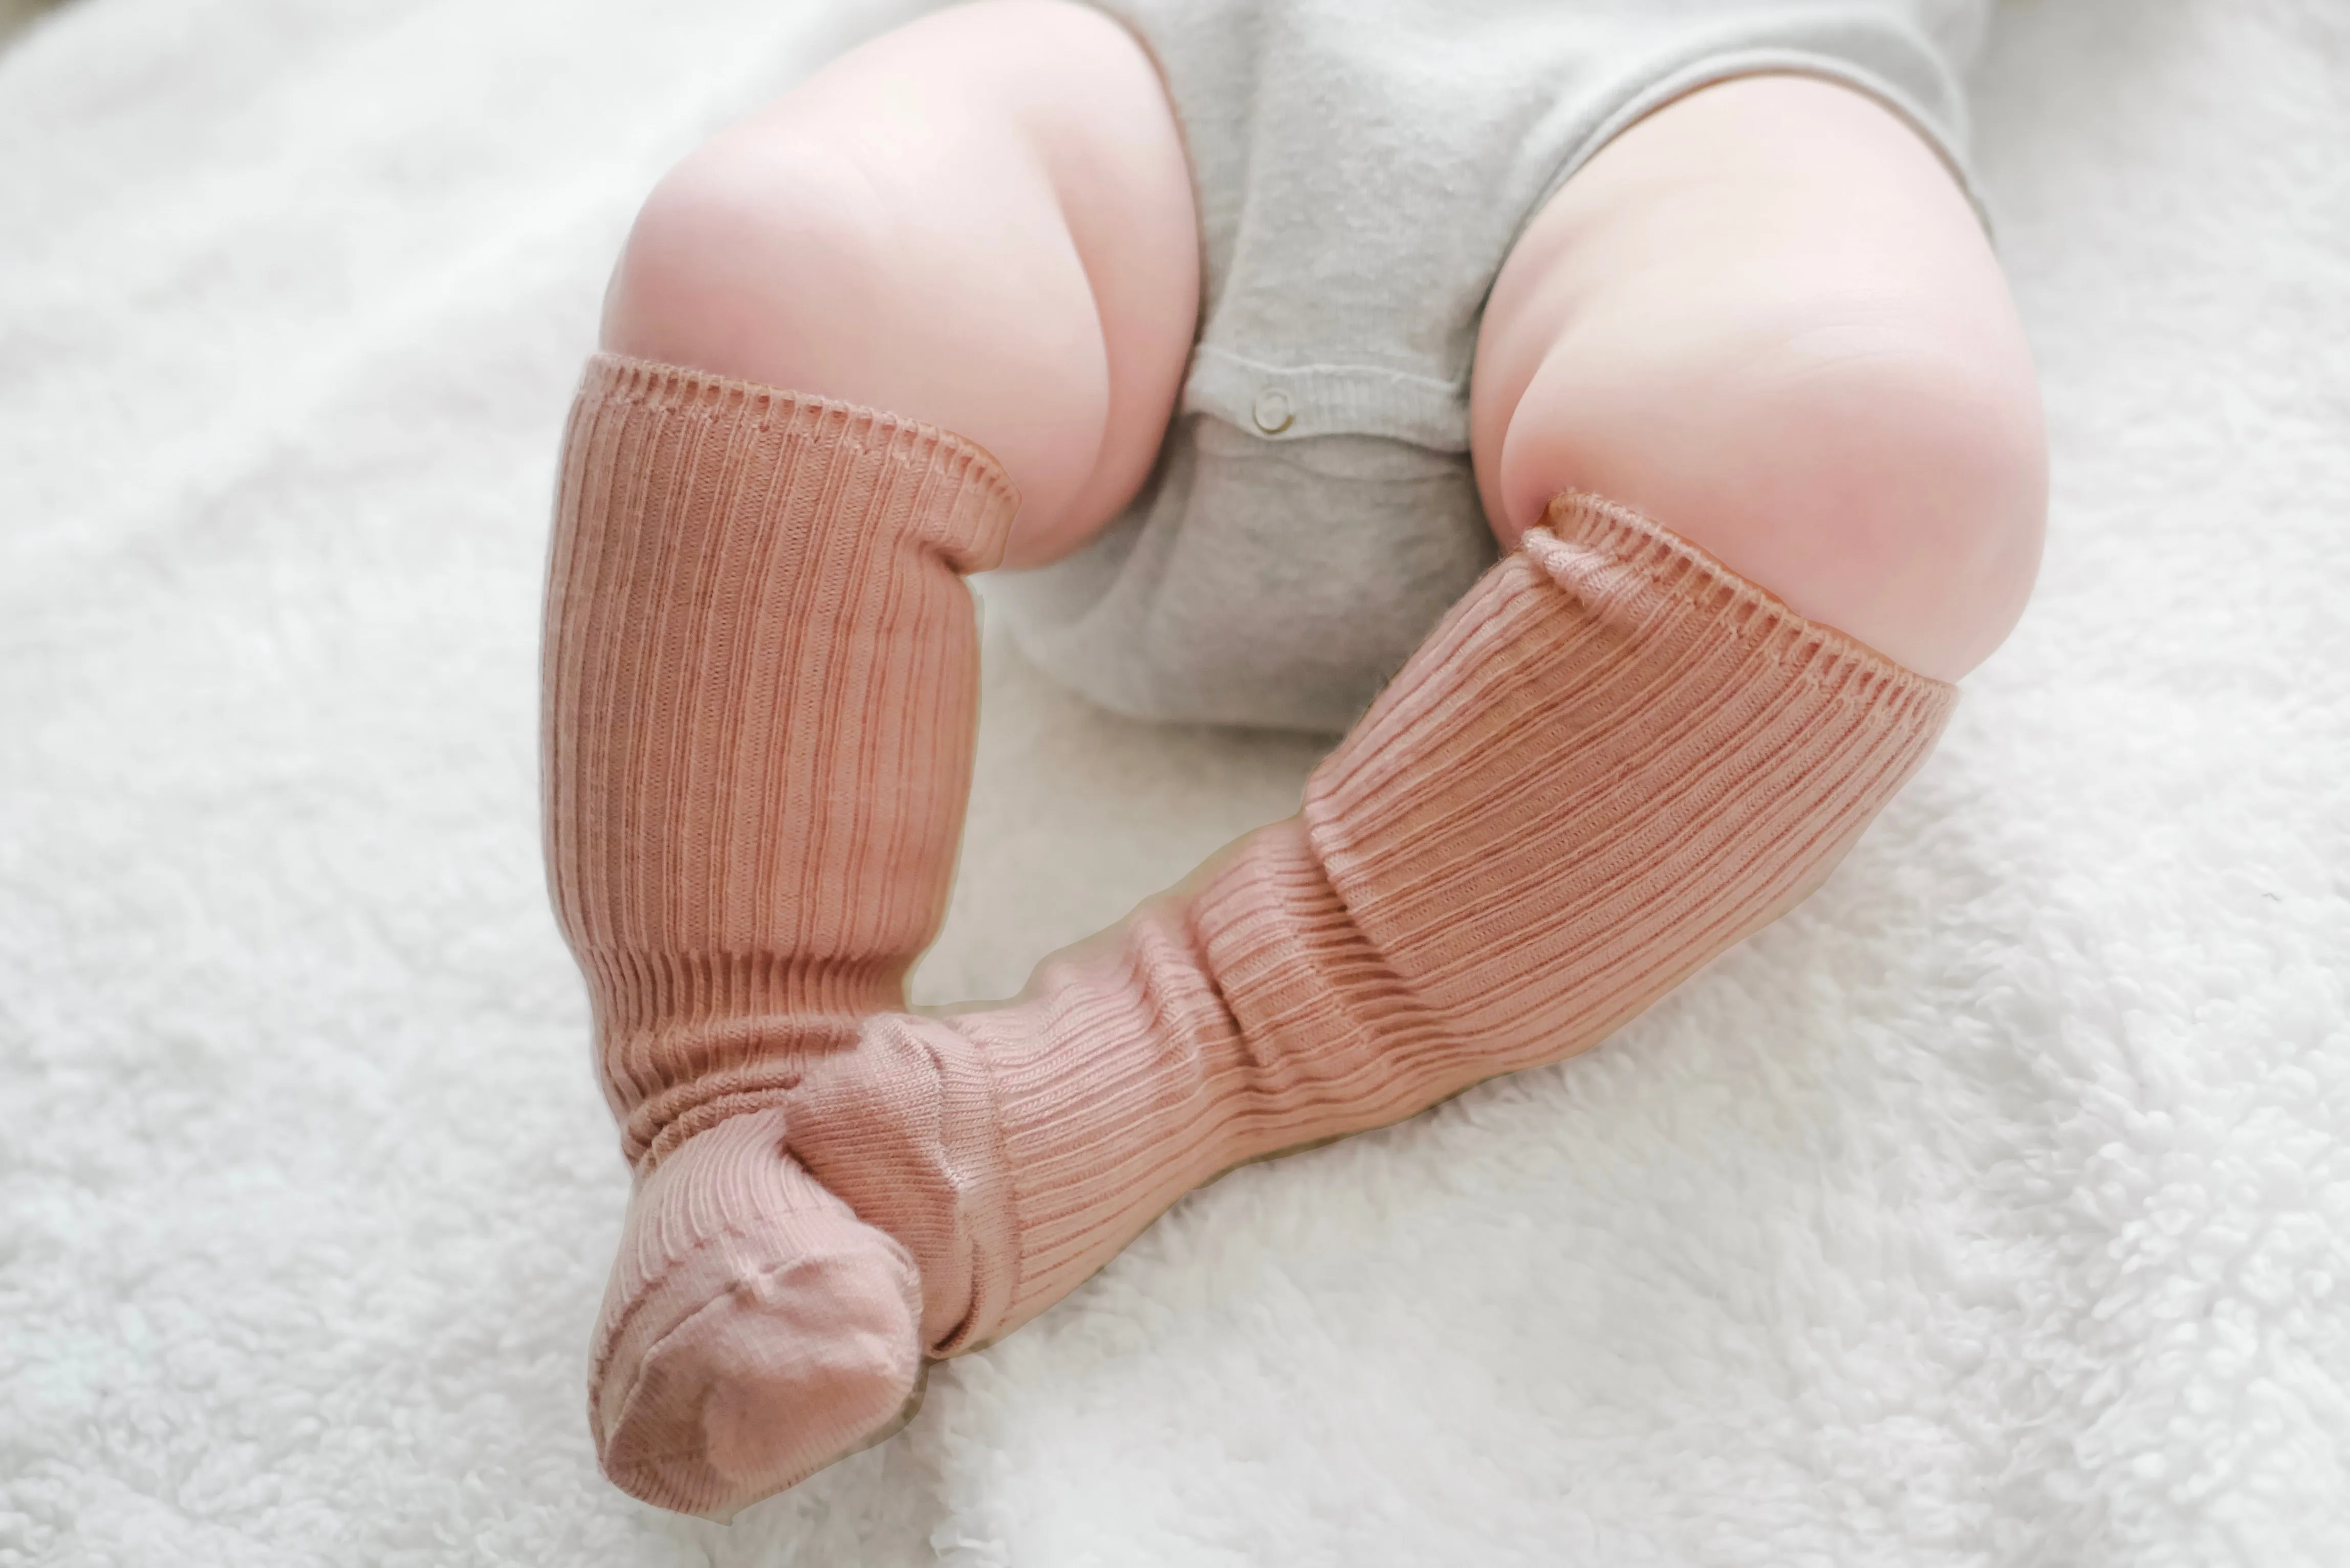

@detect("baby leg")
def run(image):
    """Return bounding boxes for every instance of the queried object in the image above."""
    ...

[1471,72,2047,682]
[548,0,1196,1514]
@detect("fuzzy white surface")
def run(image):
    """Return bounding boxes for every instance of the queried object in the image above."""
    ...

[3,1,2346,1563]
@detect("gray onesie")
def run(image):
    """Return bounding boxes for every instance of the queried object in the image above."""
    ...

[984,0,1992,733]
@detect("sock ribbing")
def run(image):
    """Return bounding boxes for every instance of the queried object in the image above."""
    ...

[929,492,1956,1340]
[543,353,1017,1171]
[544,356,1017,1514]
[545,354,1960,1513]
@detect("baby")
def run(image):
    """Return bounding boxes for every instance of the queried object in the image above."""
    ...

[542,0,2045,1518]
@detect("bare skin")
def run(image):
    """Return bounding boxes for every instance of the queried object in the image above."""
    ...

[603,0,2046,671]
[603,1,1197,570]
[1471,73,2046,680]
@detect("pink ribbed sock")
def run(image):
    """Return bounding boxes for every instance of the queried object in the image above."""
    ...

[543,356,1959,1518]
[542,355,1015,1513]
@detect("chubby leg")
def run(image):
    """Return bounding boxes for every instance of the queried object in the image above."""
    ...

[1471,73,2047,681]
[601,0,1198,565]
[547,0,1197,1515]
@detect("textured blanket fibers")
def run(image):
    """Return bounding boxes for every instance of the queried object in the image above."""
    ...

[2,0,2346,1563]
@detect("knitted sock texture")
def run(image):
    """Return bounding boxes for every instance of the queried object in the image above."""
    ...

[543,352,1014,1168]
[787,493,1957,1352]
[546,361,1957,1516]
[541,354,1016,1513]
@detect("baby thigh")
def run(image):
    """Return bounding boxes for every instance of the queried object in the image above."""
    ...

[600,0,1199,567]
[1469,74,2047,683]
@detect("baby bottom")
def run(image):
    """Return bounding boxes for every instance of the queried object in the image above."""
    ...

[553,0,2049,1519]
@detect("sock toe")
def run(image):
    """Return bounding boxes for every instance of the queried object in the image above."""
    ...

[589,1110,925,1517]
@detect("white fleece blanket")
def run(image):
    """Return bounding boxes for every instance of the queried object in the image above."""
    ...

[4,1,2346,1563]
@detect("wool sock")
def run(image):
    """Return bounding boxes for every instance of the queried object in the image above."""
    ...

[545,355,1960,1518]
[542,354,1016,1515]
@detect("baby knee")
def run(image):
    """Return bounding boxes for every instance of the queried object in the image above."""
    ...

[1495,303,2047,682]
[601,130,909,395]
[596,34,1165,557]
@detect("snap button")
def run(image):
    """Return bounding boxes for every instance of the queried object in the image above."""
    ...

[1251,386,1295,435]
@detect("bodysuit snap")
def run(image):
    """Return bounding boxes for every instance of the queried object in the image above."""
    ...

[1251,386,1295,434]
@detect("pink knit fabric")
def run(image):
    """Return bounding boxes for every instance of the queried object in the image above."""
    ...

[542,356,1016,1514]
[543,356,1959,1517]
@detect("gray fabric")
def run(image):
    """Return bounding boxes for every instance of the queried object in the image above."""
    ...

[987,0,1990,734]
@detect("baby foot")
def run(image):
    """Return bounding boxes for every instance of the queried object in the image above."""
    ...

[586,1110,927,1518]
